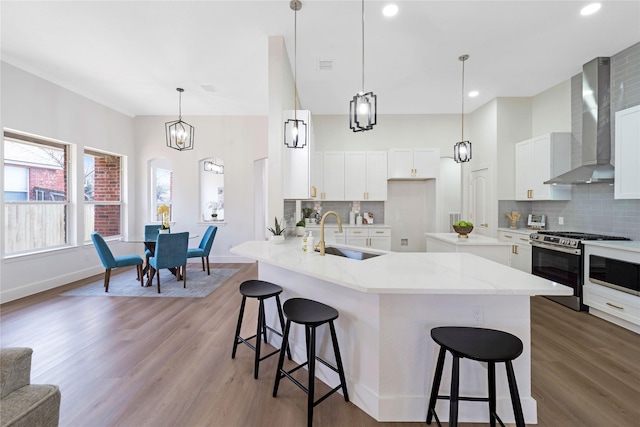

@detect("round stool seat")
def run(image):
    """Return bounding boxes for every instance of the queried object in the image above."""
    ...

[431,326,523,363]
[283,298,339,325]
[239,280,283,298]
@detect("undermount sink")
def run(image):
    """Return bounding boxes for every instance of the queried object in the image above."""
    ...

[319,246,383,260]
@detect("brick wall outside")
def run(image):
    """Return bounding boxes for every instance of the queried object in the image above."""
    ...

[93,155,121,236]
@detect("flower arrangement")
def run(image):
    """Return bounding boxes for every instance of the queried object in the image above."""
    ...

[207,201,219,219]
[157,204,170,229]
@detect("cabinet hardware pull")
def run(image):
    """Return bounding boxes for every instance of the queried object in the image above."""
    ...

[311,186,317,198]
[514,245,519,255]
[505,235,513,238]
[354,231,362,234]
[376,231,383,234]
[606,302,624,310]
[519,238,529,242]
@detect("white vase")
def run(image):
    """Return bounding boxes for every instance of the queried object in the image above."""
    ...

[270,235,285,244]
[295,226,305,237]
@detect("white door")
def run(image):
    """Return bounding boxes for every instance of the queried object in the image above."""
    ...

[470,167,489,236]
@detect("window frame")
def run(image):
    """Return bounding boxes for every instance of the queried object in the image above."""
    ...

[83,148,123,242]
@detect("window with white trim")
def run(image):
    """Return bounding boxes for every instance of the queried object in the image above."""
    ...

[84,149,122,241]
[3,132,69,254]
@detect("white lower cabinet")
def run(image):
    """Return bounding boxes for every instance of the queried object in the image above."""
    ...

[497,229,532,273]
[346,227,391,251]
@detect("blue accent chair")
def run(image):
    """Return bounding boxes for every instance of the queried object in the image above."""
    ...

[187,226,218,275]
[144,224,162,265]
[91,232,144,292]
[149,232,189,293]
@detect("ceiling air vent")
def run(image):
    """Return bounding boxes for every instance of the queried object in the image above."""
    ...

[200,84,218,94]
[318,60,333,70]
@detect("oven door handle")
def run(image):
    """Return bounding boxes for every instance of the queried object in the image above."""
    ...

[530,241,582,255]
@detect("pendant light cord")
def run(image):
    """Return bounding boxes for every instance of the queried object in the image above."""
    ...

[178,90,182,120]
[459,55,468,141]
[361,0,365,94]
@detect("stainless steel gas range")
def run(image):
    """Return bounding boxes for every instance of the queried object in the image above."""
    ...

[529,231,631,311]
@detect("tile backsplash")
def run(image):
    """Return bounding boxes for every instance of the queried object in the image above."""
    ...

[499,185,640,240]
[284,200,385,235]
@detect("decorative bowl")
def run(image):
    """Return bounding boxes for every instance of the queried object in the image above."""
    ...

[453,225,473,238]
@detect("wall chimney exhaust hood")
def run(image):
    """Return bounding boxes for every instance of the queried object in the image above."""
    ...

[545,57,613,185]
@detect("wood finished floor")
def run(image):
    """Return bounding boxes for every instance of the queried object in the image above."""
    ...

[1,262,639,427]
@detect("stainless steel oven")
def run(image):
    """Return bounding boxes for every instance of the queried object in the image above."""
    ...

[530,231,630,311]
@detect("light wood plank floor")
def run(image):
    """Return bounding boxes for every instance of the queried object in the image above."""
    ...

[1,262,639,426]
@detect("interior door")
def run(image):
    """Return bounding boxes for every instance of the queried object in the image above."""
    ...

[470,167,489,235]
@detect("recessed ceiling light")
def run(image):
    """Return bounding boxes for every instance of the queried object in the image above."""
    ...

[382,4,398,17]
[468,91,479,98]
[580,3,601,16]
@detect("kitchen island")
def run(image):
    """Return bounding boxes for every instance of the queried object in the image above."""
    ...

[426,232,513,265]
[231,240,572,423]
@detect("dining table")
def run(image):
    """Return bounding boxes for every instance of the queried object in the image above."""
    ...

[124,231,199,286]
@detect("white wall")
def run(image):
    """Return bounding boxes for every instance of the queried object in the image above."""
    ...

[1,62,137,302]
[532,79,571,135]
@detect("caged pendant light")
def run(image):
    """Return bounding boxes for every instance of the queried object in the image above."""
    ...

[454,55,472,163]
[284,0,308,149]
[349,0,377,132]
[166,88,194,151]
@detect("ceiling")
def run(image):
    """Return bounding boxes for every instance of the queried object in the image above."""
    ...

[2,1,639,118]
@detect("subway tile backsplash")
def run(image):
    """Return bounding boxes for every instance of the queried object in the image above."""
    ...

[499,186,640,240]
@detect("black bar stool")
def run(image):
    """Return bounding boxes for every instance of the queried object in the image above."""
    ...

[231,280,291,379]
[272,298,349,427]
[426,326,525,427]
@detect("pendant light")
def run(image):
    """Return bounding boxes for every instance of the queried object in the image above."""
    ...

[349,0,377,132]
[165,88,194,151]
[454,55,472,163]
[284,0,307,149]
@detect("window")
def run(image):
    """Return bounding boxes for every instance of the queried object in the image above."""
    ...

[149,158,173,223]
[84,149,122,241]
[3,132,68,254]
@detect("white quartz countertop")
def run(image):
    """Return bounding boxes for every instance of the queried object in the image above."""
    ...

[231,240,572,296]
[582,240,640,253]
[425,233,512,246]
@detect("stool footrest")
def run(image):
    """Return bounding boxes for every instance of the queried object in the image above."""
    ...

[437,394,490,402]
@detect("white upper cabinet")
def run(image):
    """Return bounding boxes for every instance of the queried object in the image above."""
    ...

[283,110,312,199]
[345,151,388,201]
[515,133,572,201]
[311,151,345,201]
[388,148,439,179]
[614,105,640,199]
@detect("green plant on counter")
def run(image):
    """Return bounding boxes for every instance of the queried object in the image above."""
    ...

[296,220,306,227]
[302,207,313,218]
[267,217,286,235]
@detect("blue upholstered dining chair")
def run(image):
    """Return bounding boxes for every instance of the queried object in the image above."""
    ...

[187,225,218,275]
[143,224,162,265]
[91,232,144,293]
[148,232,189,293]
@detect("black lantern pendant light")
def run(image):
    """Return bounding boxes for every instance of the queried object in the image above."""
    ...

[166,88,194,151]
[349,0,377,132]
[454,55,472,163]
[284,0,308,149]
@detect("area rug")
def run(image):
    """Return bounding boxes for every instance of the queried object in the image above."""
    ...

[61,268,238,298]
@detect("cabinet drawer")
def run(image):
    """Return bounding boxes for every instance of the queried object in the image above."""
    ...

[584,283,640,325]
[368,228,391,237]
[346,228,367,237]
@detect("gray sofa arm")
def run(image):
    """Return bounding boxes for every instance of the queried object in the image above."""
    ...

[0,348,32,400]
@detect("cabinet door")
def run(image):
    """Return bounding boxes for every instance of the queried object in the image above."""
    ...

[366,151,388,200]
[310,152,323,200]
[388,148,414,179]
[531,135,552,200]
[322,152,345,200]
[515,139,533,200]
[368,237,391,251]
[615,105,640,199]
[344,152,367,200]
[413,148,439,179]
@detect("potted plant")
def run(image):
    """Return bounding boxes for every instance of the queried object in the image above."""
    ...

[267,217,286,243]
[207,201,219,221]
[295,220,306,237]
[302,207,313,224]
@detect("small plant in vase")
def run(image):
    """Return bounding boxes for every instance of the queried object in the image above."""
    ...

[267,217,286,243]
[207,201,219,221]
[295,220,306,237]
[302,207,313,223]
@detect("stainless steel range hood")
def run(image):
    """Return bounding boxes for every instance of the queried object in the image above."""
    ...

[545,57,612,185]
